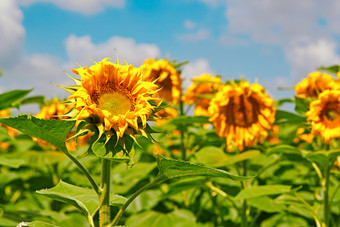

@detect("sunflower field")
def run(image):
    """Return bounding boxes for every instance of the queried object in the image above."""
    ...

[1,58,340,227]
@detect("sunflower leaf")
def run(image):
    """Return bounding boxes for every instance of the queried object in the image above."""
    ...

[154,155,251,182]
[0,115,75,152]
[0,89,32,110]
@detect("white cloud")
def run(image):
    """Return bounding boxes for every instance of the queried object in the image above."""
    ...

[285,39,340,80]
[177,29,211,43]
[0,0,25,68]
[199,0,224,7]
[184,20,196,29]
[17,0,125,15]
[181,58,215,89]
[65,35,161,67]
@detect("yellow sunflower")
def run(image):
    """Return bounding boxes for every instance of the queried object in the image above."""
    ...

[306,90,340,143]
[208,81,275,152]
[183,74,222,116]
[155,106,178,125]
[141,58,182,105]
[295,71,338,98]
[68,58,161,138]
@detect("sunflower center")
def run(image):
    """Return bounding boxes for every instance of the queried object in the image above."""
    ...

[226,95,259,127]
[97,92,132,116]
[325,108,339,122]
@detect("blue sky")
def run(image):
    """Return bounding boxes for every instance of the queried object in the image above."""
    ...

[1,0,340,109]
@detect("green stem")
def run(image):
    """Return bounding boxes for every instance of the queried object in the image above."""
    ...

[99,159,111,227]
[179,98,186,161]
[110,178,161,226]
[323,163,332,227]
[64,151,100,194]
[241,160,248,227]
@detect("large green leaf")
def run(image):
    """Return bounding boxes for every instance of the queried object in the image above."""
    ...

[306,150,340,169]
[0,115,75,152]
[0,89,32,110]
[318,65,340,74]
[195,147,260,167]
[247,196,285,213]
[235,185,291,200]
[0,157,25,168]
[155,155,251,182]
[36,181,126,217]
[275,110,306,124]
[36,180,98,216]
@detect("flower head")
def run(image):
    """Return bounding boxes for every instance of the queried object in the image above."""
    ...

[295,72,338,98]
[183,74,222,116]
[306,90,340,143]
[141,58,182,104]
[68,58,161,138]
[208,81,275,152]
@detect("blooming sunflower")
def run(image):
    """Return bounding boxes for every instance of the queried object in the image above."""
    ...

[306,90,340,143]
[208,81,275,152]
[183,74,222,116]
[295,71,338,98]
[67,58,161,139]
[141,58,182,104]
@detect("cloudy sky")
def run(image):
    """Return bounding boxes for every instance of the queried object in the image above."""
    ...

[1,0,340,110]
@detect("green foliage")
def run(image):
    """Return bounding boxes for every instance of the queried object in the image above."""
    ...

[0,89,32,110]
[0,115,75,152]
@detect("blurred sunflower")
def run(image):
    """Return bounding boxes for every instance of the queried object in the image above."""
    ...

[183,74,222,116]
[68,58,161,138]
[208,81,275,152]
[155,106,178,125]
[141,58,182,104]
[295,71,338,98]
[306,90,340,143]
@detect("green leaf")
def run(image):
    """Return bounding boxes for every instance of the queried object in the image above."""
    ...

[36,180,98,216]
[247,196,285,213]
[155,155,251,182]
[318,65,340,74]
[275,98,294,107]
[21,151,66,166]
[306,150,340,169]
[195,147,260,167]
[37,180,126,217]
[294,96,313,115]
[19,96,46,107]
[235,185,291,200]
[0,157,25,168]
[0,89,32,110]
[0,115,75,152]
[166,116,210,126]
[267,145,302,156]
[275,110,306,124]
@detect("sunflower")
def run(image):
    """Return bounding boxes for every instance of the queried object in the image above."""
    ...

[141,58,182,104]
[183,74,222,116]
[155,106,178,125]
[68,58,161,138]
[208,81,275,152]
[295,71,338,98]
[306,90,340,143]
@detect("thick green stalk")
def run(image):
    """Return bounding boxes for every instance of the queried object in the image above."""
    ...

[323,164,331,227]
[99,159,111,227]
[241,160,248,227]
[179,98,186,161]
